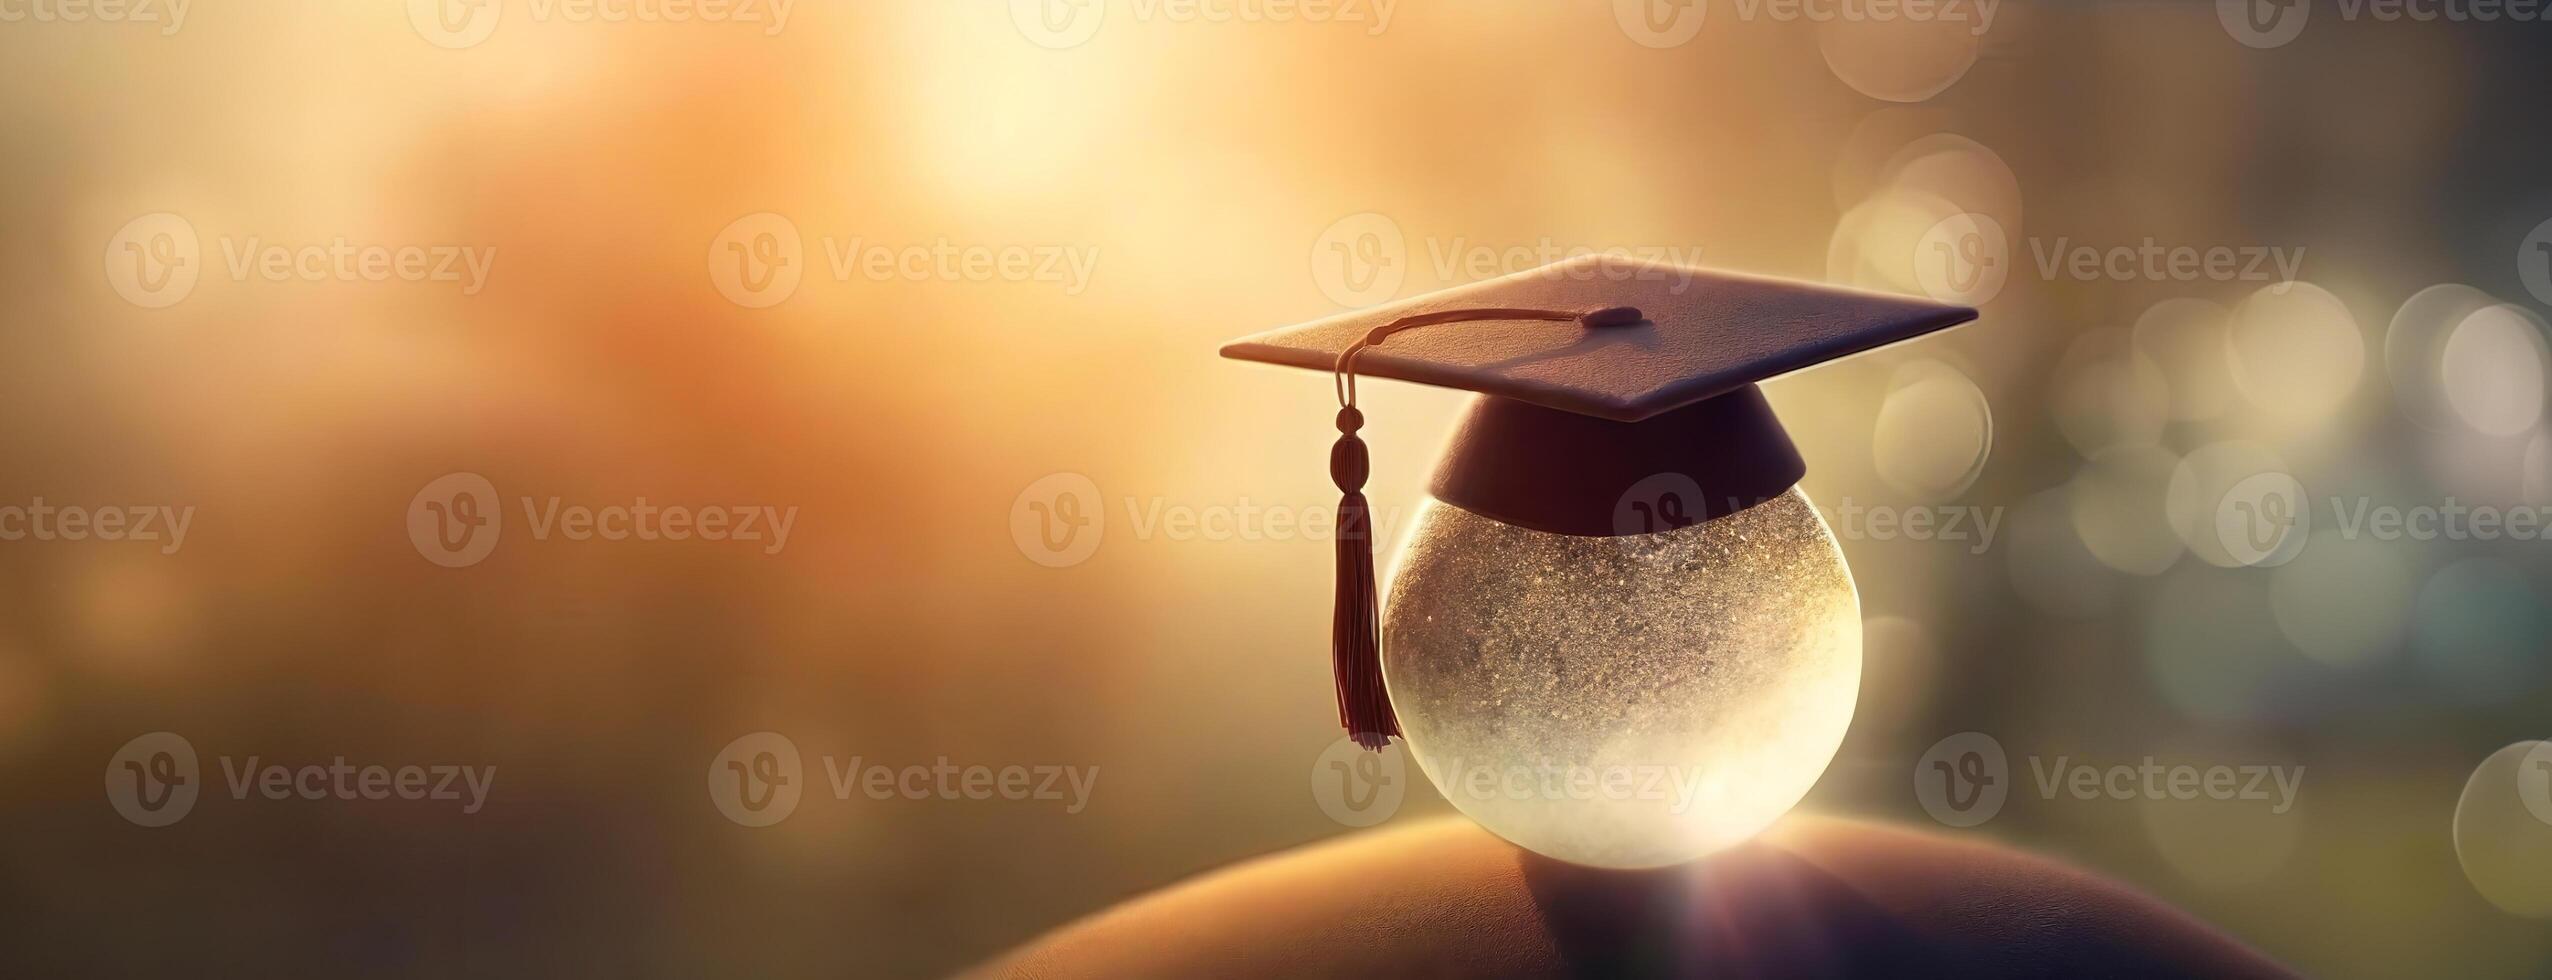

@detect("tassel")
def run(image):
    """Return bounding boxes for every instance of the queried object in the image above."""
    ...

[1330,407,1398,750]
[1322,304,1641,751]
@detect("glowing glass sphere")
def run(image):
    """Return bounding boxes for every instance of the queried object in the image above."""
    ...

[1380,488,1862,869]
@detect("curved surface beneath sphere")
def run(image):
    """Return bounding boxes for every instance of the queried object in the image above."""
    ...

[978,815,2295,979]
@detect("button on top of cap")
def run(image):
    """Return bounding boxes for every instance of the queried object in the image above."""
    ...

[1581,306,1645,328]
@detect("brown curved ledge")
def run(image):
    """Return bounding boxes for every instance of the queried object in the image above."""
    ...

[979,814,2296,980]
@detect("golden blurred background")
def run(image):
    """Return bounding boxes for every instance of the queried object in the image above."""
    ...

[5,1,2552,976]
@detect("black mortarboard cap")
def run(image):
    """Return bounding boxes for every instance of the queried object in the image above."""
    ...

[1221,253,1976,748]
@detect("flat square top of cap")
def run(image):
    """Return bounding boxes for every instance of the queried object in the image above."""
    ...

[1221,255,1977,422]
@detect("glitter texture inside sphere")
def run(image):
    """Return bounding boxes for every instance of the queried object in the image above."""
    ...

[1381,488,1862,869]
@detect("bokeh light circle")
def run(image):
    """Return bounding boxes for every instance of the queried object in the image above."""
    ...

[2383,283,2497,431]
[2438,303,2551,437]
[2005,486,2118,618]
[2526,430,2552,505]
[2069,445,2186,576]
[1829,186,1965,296]
[2228,282,2366,421]
[1816,14,1982,103]
[2133,298,2240,421]
[2520,216,2552,307]
[2051,328,2170,458]
[1831,107,1954,211]
[1872,360,1994,501]
[2165,441,2302,568]
[2452,741,2552,918]
[1878,134,2023,235]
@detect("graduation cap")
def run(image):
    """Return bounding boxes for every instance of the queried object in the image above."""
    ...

[1222,254,1976,750]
